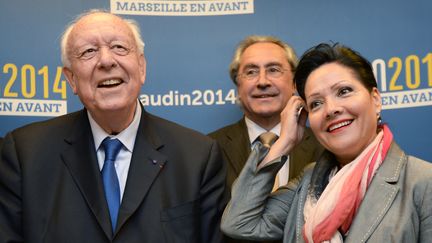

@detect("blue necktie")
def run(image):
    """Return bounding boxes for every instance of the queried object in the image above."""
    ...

[101,137,122,232]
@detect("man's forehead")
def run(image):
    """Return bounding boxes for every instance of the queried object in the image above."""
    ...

[239,55,288,69]
[240,42,288,66]
[68,13,134,45]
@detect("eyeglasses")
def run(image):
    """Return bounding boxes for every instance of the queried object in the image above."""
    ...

[237,66,289,81]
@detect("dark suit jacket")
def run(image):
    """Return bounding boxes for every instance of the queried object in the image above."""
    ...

[209,118,323,192]
[0,108,226,243]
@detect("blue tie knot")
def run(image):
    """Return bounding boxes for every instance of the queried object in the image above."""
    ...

[102,138,123,162]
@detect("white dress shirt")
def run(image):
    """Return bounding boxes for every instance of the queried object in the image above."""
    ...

[245,117,290,188]
[88,100,141,201]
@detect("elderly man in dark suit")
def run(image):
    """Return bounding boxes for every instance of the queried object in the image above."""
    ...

[0,10,226,243]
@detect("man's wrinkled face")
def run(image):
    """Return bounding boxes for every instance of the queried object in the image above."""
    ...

[63,13,146,117]
[236,42,295,124]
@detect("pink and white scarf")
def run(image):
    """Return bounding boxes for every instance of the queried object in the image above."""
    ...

[303,125,393,243]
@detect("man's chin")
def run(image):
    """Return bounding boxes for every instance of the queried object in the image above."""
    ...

[91,102,130,114]
[254,110,281,118]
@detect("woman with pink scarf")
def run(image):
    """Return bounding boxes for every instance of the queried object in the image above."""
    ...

[221,43,432,242]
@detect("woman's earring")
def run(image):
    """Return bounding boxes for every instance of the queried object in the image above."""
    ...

[377,111,382,124]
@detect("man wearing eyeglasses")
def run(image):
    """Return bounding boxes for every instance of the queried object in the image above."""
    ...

[209,36,323,242]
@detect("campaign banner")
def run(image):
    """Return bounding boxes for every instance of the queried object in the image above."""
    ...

[1,0,431,162]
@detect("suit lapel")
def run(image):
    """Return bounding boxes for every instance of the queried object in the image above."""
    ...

[223,119,251,176]
[115,109,166,233]
[346,143,405,242]
[61,110,112,239]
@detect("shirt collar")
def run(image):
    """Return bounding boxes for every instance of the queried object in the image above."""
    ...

[244,116,280,145]
[88,100,142,152]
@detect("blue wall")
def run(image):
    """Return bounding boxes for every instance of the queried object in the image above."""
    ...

[1,0,431,161]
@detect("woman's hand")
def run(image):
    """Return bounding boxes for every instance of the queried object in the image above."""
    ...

[260,95,307,167]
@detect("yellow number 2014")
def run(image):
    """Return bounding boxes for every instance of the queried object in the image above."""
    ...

[373,52,432,92]
[1,63,67,99]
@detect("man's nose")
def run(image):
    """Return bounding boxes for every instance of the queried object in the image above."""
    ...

[257,69,271,87]
[97,47,117,69]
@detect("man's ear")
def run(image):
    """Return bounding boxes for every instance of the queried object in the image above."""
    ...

[139,54,146,85]
[63,67,77,94]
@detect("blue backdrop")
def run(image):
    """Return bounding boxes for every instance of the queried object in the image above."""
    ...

[1,0,431,161]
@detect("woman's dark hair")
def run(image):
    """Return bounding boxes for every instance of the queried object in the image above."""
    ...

[294,43,377,100]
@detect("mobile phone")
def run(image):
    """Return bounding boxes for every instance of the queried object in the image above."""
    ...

[296,105,304,122]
